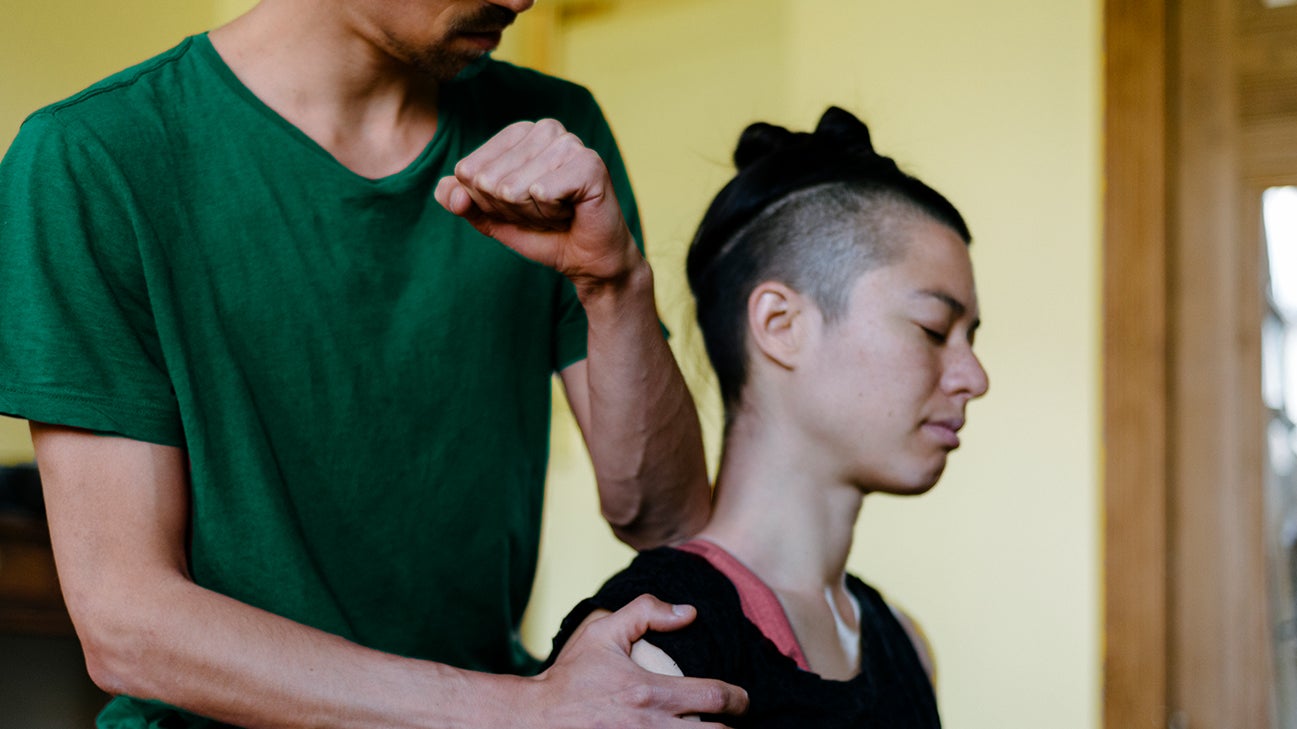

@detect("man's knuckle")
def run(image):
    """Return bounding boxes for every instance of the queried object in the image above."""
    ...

[558,132,587,152]
[496,177,526,201]
[535,118,565,135]
[577,146,605,169]
[476,172,503,193]
[620,682,657,709]
[505,120,534,135]
[697,684,728,711]
[454,158,477,178]
[626,593,656,611]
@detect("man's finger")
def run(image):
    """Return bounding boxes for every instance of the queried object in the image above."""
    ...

[528,196,574,229]
[476,134,588,229]
[451,120,536,182]
[648,674,749,718]
[460,180,510,223]
[588,594,698,648]
[492,133,582,202]
[433,177,473,216]
[456,119,567,201]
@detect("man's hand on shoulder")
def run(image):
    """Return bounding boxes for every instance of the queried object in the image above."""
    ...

[519,595,747,728]
[434,119,642,291]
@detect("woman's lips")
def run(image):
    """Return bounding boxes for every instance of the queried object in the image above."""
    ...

[922,420,962,449]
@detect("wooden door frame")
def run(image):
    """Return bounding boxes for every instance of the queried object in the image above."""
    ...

[1103,1,1170,725]
[1104,0,1279,727]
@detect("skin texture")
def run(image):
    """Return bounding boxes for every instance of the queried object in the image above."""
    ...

[33,1,736,726]
[634,214,988,683]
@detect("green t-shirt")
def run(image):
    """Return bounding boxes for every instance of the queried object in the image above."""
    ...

[0,35,643,727]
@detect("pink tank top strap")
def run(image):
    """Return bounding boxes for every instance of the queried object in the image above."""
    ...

[676,539,810,671]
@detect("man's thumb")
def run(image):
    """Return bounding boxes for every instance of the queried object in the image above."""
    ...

[599,594,697,647]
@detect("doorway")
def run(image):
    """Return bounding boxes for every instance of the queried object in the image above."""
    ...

[1105,0,1297,727]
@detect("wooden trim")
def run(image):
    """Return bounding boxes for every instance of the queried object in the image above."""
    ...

[1102,1,1170,727]
[1106,0,1286,725]
[1236,180,1278,724]
[1166,0,1239,717]
[1167,0,1273,724]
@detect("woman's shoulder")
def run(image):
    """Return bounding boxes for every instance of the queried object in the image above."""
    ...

[545,547,750,673]
[844,574,938,686]
[557,547,744,634]
[606,547,738,600]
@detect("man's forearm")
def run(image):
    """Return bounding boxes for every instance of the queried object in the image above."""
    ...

[434,121,712,549]
[75,572,525,729]
[571,258,712,549]
[32,423,534,729]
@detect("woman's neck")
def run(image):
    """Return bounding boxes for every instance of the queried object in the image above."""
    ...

[695,410,867,680]
[695,411,864,596]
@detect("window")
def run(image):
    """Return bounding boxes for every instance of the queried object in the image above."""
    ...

[1263,186,1297,728]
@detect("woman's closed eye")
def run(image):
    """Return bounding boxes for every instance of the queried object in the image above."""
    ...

[919,325,949,344]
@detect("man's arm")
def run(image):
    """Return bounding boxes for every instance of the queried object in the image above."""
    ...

[33,422,745,728]
[436,119,711,550]
[556,274,710,549]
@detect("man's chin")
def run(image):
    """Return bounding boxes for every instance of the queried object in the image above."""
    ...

[447,52,493,81]
[403,47,488,81]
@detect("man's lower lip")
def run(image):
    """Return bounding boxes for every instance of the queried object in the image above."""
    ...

[460,31,502,50]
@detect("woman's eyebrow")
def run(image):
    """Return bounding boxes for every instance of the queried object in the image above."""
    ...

[914,289,967,317]
[912,289,982,334]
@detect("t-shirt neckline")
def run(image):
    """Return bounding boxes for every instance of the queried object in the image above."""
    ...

[188,32,452,188]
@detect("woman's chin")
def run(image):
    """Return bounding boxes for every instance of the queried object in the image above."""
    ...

[863,461,947,496]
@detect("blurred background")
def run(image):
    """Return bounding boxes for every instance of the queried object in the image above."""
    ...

[1,1,1293,728]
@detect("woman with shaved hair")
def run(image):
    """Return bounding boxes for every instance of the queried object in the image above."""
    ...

[548,107,989,728]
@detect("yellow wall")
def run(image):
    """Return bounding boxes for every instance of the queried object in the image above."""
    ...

[516,0,794,652]
[0,3,227,150]
[519,2,1102,728]
[214,0,257,24]
[0,2,256,466]
[1,2,1101,726]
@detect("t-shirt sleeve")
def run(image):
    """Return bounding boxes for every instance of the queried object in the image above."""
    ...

[0,111,183,446]
[551,91,649,372]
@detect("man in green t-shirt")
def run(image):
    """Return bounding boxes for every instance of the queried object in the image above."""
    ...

[0,0,748,726]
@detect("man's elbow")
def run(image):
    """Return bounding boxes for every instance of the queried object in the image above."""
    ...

[603,490,710,551]
[67,589,166,698]
[82,634,132,697]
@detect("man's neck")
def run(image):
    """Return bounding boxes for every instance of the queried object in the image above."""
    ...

[209,2,442,178]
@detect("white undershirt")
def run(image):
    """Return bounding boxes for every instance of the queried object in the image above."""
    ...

[827,584,863,670]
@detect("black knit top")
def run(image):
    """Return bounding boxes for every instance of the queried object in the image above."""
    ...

[547,547,942,728]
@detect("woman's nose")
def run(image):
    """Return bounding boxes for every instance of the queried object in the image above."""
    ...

[944,346,990,400]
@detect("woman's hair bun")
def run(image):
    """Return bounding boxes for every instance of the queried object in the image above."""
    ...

[732,107,886,173]
[733,122,798,171]
[690,106,955,298]
[814,106,877,154]
[687,105,970,416]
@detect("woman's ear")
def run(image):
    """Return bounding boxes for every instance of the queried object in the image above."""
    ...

[746,281,814,370]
